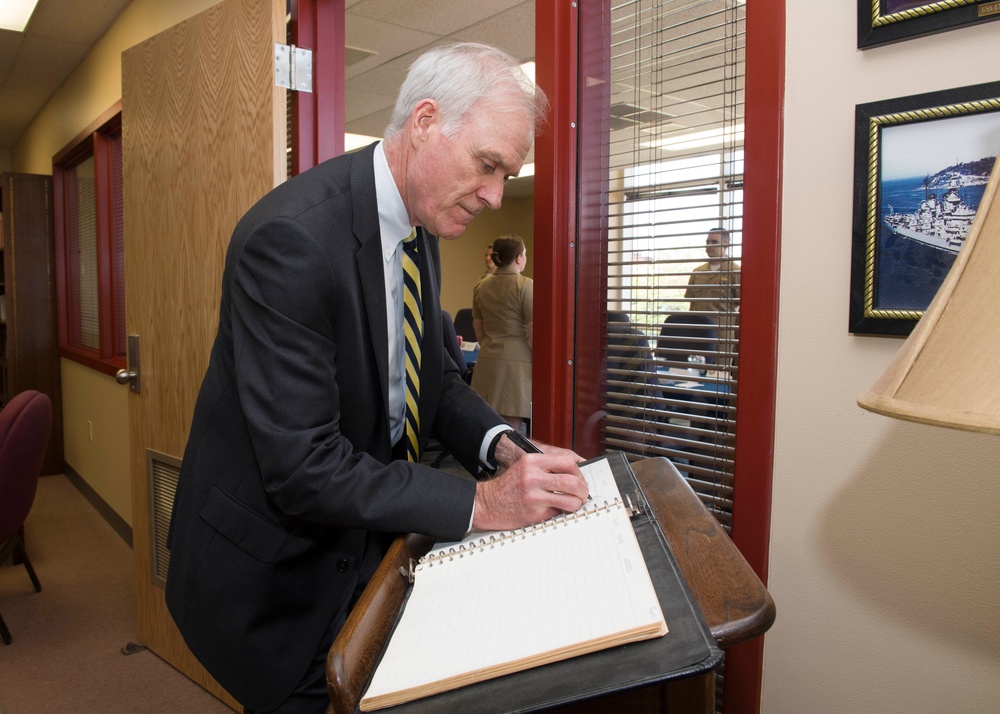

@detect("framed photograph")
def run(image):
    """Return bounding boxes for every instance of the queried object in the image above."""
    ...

[849,81,1000,335]
[858,0,1000,49]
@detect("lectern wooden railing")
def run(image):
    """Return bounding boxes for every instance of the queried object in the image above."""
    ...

[326,457,775,714]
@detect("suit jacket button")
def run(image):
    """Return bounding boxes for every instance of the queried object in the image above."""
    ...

[336,559,350,572]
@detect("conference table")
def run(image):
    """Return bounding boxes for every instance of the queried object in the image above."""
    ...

[459,340,479,367]
[325,456,774,714]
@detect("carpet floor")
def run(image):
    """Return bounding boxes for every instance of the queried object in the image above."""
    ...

[0,474,232,714]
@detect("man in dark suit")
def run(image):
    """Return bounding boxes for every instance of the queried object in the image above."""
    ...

[164,42,588,714]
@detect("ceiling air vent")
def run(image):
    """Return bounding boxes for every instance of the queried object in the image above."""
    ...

[609,102,676,131]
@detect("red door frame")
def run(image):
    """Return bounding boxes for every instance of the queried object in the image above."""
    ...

[725,0,784,708]
[289,0,345,174]
[533,1,785,712]
[532,3,579,450]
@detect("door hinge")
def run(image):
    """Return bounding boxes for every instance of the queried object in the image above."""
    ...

[274,43,313,93]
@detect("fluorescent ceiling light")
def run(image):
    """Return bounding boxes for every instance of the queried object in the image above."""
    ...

[516,163,535,179]
[520,61,535,83]
[0,0,39,32]
[645,124,744,152]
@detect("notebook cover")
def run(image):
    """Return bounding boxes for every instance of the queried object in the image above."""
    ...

[358,452,723,713]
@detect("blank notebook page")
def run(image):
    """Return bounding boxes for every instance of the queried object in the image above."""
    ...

[362,457,666,708]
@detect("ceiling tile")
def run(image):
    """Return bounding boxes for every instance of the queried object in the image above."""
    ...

[26,0,130,43]
[450,1,535,61]
[343,85,398,124]
[349,0,525,37]
[0,33,24,83]
[346,103,395,139]
[6,34,86,91]
[344,16,437,79]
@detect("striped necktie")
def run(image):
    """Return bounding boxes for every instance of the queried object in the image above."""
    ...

[401,229,423,462]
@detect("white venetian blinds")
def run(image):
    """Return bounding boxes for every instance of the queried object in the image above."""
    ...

[601,0,745,530]
[70,155,100,351]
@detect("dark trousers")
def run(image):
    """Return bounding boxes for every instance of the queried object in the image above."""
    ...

[244,529,393,714]
[243,611,341,714]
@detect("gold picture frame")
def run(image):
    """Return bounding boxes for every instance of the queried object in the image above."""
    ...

[858,0,1000,48]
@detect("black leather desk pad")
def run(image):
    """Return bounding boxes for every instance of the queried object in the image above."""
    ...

[360,452,723,713]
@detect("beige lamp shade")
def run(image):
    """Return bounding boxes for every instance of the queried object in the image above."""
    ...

[858,150,1000,435]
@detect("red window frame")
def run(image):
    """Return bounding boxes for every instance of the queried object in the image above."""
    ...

[53,102,126,376]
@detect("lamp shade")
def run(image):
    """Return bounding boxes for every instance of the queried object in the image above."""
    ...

[858,151,1000,435]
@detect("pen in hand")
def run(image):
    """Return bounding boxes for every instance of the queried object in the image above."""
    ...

[505,431,593,503]
[504,429,543,454]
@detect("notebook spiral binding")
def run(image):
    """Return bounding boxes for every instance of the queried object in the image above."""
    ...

[402,498,626,583]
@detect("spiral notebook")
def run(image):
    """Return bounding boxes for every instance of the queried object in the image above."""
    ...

[360,454,668,711]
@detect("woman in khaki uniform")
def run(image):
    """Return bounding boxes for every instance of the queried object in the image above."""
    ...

[471,235,533,431]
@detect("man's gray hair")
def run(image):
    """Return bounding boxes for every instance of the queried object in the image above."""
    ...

[383,42,548,141]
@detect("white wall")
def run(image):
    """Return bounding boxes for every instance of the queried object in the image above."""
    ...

[764,3,1000,712]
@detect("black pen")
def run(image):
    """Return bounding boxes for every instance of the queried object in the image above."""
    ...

[504,429,543,454]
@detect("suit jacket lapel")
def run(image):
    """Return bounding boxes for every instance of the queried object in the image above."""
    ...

[351,144,391,423]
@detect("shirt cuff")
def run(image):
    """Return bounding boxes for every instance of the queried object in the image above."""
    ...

[480,424,510,469]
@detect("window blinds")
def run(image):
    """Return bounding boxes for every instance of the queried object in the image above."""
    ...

[70,156,101,351]
[600,0,745,530]
[109,133,126,360]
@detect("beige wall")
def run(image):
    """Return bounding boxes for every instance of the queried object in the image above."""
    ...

[764,2,1000,712]
[59,360,132,519]
[11,0,222,526]
[439,195,534,317]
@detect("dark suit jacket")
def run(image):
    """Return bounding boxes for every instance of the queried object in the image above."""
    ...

[165,144,505,711]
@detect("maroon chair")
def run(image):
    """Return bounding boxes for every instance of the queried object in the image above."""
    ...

[0,390,53,645]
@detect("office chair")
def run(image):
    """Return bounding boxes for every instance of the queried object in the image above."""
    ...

[0,390,53,645]
[656,313,718,372]
[604,312,664,425]
[452,308,476,344]
[423,313,468,469]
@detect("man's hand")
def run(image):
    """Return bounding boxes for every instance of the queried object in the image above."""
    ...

[472,449,588,532]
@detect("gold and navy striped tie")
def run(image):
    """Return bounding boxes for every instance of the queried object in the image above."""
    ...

[402,229,423,462]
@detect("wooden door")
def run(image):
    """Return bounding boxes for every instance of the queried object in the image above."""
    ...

[121,0,286,706]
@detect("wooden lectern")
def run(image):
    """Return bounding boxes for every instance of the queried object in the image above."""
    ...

[326,457,774,713]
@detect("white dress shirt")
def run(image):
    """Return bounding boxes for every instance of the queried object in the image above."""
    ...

[372,143,507,474]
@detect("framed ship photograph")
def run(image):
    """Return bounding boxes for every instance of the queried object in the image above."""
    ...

[858,0,1000,49]
[849,81,1000,335]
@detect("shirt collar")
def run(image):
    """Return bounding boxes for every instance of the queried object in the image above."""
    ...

[374,142,412,261]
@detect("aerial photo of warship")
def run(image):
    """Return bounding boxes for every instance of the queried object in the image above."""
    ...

[883,178,979,253]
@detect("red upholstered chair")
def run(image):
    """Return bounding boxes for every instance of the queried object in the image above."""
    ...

[0,390,53,645]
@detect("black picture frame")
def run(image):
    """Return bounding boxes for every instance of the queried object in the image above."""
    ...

[849,81,1000,335]
[858,0,1000,49]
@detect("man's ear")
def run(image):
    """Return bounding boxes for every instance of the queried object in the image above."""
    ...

[410,99,440,145]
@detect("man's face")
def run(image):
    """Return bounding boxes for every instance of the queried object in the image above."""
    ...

[485,247,496,271]
[407,100,533,239]
[705,233,727,260]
